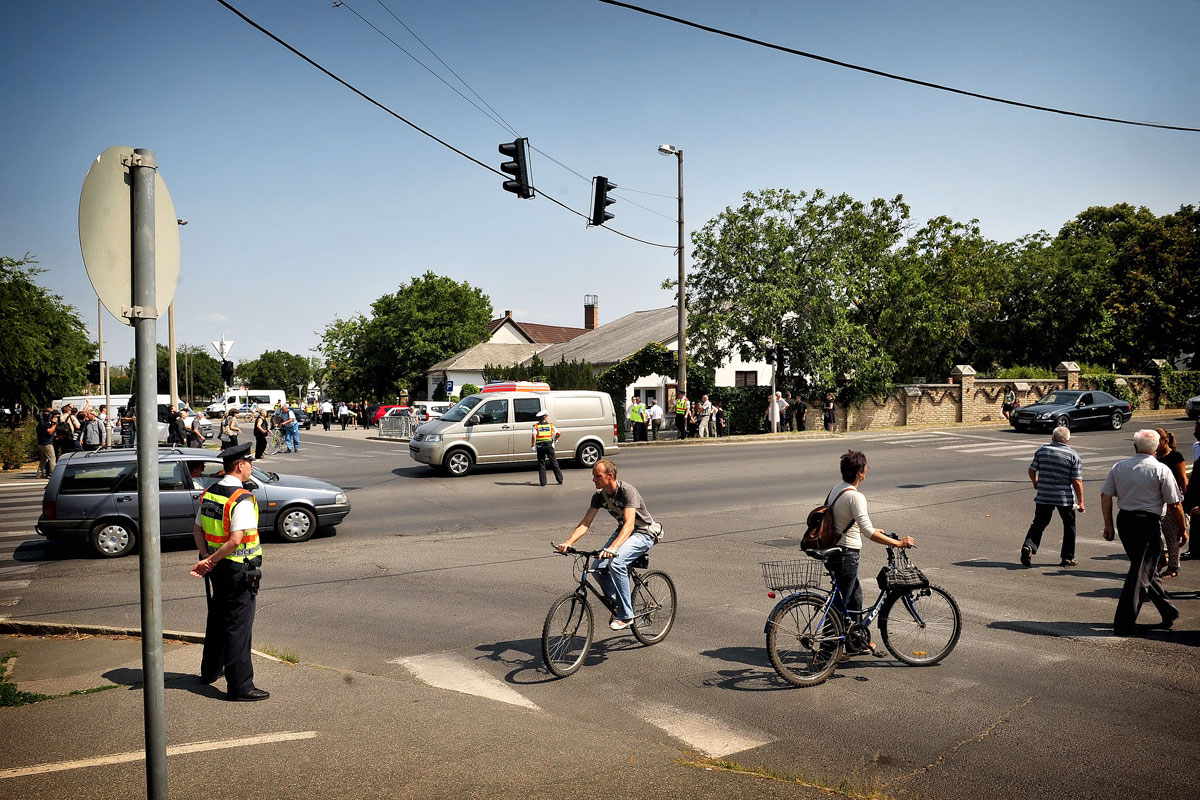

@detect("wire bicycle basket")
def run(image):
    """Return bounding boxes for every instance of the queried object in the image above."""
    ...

[760,559,827,593]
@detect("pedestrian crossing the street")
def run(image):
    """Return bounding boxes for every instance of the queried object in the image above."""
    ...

[0,479,47,620]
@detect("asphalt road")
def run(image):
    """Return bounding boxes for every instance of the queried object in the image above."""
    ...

[7,414,1200,799]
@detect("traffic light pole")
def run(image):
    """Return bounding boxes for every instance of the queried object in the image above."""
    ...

[674,149,686,396]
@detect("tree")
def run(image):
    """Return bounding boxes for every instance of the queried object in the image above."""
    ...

[237,350,312,397]
[320,271,492,400]
[686,189,904,399]
[0,255,95,415]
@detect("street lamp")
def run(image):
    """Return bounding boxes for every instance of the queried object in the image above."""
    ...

[658,144,686,396]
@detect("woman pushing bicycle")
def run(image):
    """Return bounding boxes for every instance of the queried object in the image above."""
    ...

[556,459,661,631]
[825,450,916,646]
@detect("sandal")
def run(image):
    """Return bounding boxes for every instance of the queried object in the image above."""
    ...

[1162,566,1180,579]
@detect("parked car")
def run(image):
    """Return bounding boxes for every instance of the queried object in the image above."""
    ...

[36,447,351,557]
[410,401,453,422]
[1186,394,1200,420]
[288,407,313,430]
[1009,390,1132,432]
[372,404,404,424]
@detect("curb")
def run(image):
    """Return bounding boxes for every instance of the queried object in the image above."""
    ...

[0,619,286,662]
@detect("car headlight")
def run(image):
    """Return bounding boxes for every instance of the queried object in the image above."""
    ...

[1038,412,1052,419]
[334,492,347,504]
[422,433,442,443]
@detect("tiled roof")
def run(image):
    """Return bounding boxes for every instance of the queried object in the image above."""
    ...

[487,317,587,344]
[426,343,547,372]
[531,307,677,368]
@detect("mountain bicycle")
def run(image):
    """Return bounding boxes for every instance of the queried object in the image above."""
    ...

[542,546,677,678]
[761,545,961,687]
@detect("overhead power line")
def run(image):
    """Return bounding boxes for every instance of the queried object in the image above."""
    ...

[597,0,1200,133]
[213,0,673,248]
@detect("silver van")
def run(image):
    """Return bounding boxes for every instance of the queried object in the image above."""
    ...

[408,390,619,477]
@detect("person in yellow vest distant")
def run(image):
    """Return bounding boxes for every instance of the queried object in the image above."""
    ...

[190,442,268,701]
[674,393,689,440]
[628,396,648,442]
[531,409,563,486]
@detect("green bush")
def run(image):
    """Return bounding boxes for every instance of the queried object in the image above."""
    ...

[457,383,479,398]
[707,386,774,435]
[988,366,1057,379]
[1081,372,1138,408]
[0,424,37,470]
[1162,371,1200,407]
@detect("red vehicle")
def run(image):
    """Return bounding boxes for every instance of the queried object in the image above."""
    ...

[372,404,407,424]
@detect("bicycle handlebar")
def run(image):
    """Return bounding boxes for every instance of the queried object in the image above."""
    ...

[552,544,606,558]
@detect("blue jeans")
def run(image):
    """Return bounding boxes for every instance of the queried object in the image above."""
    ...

[284,424,299,452]
[594,530,655,621]
[828,548,863,619]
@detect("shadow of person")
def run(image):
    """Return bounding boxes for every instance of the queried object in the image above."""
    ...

[952,560,1029,571]
[102,667,226,698]
[698,646,774,670]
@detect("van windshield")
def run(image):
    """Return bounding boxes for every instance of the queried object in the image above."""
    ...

[439,396,482,423]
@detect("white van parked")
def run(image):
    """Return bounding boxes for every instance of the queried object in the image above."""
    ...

[206,390,286,418]
[408,389,618,477]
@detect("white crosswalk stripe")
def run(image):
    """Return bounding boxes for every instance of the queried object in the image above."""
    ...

[864,430,1121,460]
[391,652,541,711]
[0,480,45,617]
[634,701,774,758]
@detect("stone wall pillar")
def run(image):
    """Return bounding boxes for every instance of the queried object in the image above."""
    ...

[1056,361,1080,390]
[950,365,975,423]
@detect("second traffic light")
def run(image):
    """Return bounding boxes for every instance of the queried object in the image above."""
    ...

[87,360,102,385]
[590,176,616,226]
[221,360,234,385]
[498,137,534,199]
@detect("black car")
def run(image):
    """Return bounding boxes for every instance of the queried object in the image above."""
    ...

[291,408,313,430]
[1010,390,1132,432]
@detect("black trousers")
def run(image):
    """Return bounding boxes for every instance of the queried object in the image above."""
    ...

[321,412,331,430]
[632,421,647,442]
[202,557,260,694]
[1023,503,1076,560]
[1114,510,1176,633]
[536,444,562,485]
[254,433,267,460]
[675,413,686,439]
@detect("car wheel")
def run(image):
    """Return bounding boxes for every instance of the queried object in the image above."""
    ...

[1055,415,1071,430]
[444,448,474,477]
[276,505,317,542]
[91,520,136,558]
[575,441,602,468]
[1110,412,1125,431]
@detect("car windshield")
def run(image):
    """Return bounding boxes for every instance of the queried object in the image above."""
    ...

[439,395,482,422]
[251,467,279,483]
[1034,392,1082,406]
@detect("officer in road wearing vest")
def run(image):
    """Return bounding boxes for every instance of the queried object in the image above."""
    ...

[628,396,648,442]
[190,442,269,701]
[674,393,689,440]
[531,409,563,486]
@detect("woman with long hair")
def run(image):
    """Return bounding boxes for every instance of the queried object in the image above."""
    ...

[1155,427,1188,578]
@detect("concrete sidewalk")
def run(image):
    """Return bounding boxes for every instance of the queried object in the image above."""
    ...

[0,621,826,800]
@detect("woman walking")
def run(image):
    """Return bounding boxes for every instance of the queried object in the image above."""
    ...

[221,409,241,447]
[253,409,270,460]
[1155,427,1188,578]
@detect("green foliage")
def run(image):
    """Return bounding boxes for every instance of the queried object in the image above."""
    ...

[1,651,50,706]
[0,423,37,470]
[482,355,598,391]
[320,272,492,401]
[458,382,479,397]
[0,255,95,412]
[686,189,900,402]
[988,366,1057,379]
[1081,371,1138,408]
[596,344,678,441]
[237,350,312,397]
[705,386,775,435]
[432,381,447,401]
[108,372,131,394]
[1161,371,1200,406]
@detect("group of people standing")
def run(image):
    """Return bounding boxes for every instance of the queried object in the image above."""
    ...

[1020,421,1200,635]
[35,401,112,477]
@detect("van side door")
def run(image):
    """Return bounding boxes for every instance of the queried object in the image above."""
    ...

[466,398,513,463]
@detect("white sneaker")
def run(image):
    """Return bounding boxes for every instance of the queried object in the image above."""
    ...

[610,618,633,631]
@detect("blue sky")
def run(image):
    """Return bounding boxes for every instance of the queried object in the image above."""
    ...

[3,1,1197,369]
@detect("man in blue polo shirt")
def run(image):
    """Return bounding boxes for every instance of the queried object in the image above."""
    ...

[1021,426,1085,568]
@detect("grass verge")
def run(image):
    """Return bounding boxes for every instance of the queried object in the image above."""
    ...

[677,754,895,800]
[1,650,120,707]
[260,645,299,664]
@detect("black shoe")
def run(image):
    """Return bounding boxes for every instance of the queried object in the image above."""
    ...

[228,688,270,701]
[1156,611,1181,630]
[199,667,225,685]
[1020,547,1032,568]
[1060,558,1077,567]
[1182,552,1196,561]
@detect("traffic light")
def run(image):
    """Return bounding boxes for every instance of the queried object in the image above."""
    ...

[765,347,775,365]
[221,360,234,385]
[498,137,534,199]
[590,176,616,226]
[87,360,102,385]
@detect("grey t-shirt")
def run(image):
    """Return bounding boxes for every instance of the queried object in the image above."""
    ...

[591,481,655,531]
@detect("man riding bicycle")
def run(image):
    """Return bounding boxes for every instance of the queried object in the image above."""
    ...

[556,459,659,631]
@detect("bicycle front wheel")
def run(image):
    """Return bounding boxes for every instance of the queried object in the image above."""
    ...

[630,571,676,645]
[541,592,594,678]
[766,594,843,687]
[265,433,282,455]
[879,584,961,666]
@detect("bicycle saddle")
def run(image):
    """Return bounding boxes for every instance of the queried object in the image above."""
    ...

[803,546,844,561]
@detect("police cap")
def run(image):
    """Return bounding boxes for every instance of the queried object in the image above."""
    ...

[535,409,549,418]
[220,442,253,469]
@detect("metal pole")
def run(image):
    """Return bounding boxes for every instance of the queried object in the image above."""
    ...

[675,149,687,395]
[168,302,179,411]
[129,147,167,799]
[99,299,110,443]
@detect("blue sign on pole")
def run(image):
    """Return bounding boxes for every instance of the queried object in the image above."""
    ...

[446,380,454,393]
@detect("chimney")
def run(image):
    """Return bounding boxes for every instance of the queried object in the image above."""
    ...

[504,310,513,319]
[584,294,598,330]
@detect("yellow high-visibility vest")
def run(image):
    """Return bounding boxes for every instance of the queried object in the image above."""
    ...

[675,397,688,414]
[629,403,645,423]
[199,485,262,563]
[534,422,555,444]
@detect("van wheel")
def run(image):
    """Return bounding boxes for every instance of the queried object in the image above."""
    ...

[276,506,316,542]
[575,441,602,468]
[444,448,475,477]
[91,521,136,558]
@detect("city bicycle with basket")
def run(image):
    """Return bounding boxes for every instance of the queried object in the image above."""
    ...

[760,544,961,687]
[541,546,677,678]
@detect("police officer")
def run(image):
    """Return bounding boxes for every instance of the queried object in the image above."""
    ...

[628,396,648,442]
[674,393,688,440]
[531,409,563,486]
[190,443,269,701]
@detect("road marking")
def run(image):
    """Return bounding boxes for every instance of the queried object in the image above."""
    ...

[298,441,342,448]
[0,566,36,576]
[635,701,773,758]
[391,653,540,711]
[0,580,31,590]
[0,483,47,492]
[0,731,318,779]
[936,442,1034,453]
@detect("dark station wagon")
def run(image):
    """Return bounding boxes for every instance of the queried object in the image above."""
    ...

[36,447,351,557]
[1009,390,1133,433]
